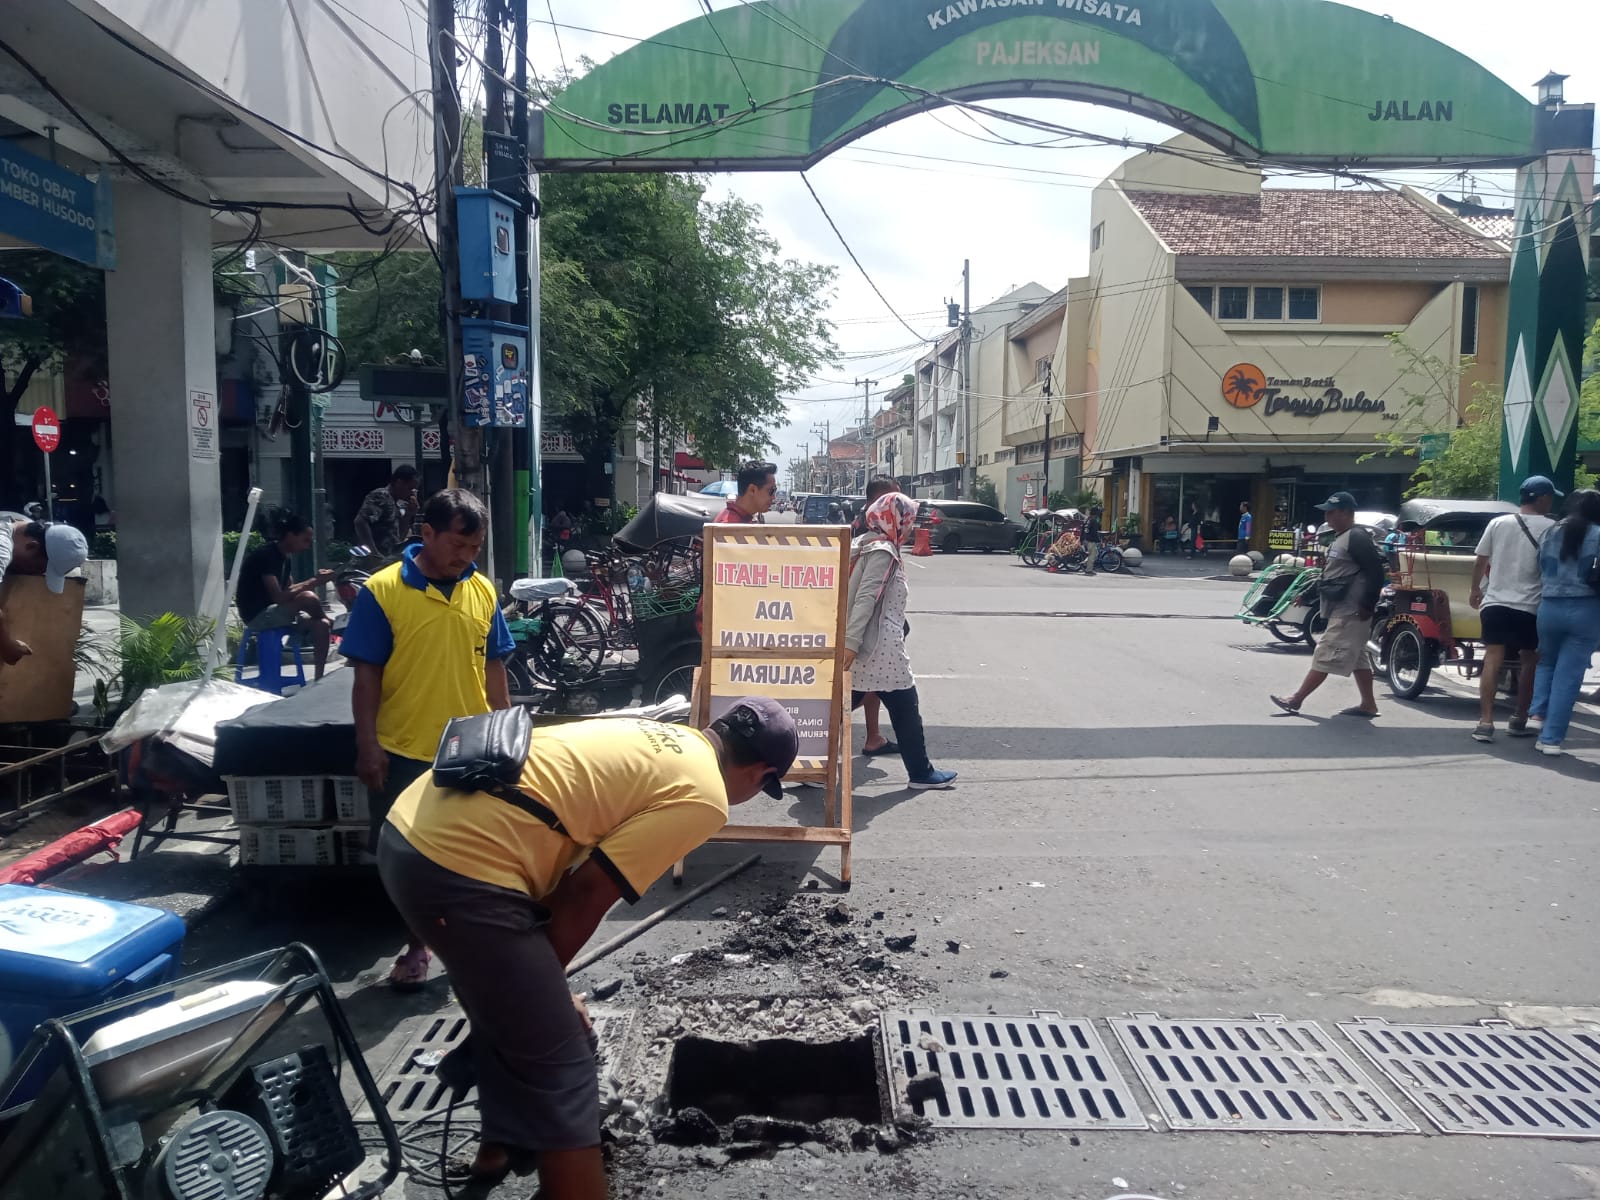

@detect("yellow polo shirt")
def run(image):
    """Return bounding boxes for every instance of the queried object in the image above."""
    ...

[386,717,728,901]
[339,547,514,762]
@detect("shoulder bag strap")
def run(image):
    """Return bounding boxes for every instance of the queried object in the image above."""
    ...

[1513,515,1540,552]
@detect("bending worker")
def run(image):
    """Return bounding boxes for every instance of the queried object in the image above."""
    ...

[376,697,798,1197]
[0,512,88,668]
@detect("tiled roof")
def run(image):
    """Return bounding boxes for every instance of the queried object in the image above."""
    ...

[1126,188,1506,260]
[1456,213,1515,243]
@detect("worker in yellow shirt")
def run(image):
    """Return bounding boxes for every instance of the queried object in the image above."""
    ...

[340,488,515,989]
[376,697,796,1197]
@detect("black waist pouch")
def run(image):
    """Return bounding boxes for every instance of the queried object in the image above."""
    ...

[432,708,532,793]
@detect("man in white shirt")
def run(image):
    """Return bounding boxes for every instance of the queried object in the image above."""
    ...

[1468,476,1560,742]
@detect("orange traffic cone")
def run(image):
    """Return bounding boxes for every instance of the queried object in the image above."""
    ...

[912,528,933,556]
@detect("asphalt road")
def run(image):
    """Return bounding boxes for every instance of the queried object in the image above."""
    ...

[183,549,1600,1199]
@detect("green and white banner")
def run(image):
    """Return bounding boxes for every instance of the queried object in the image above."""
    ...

[533,0,1538,170]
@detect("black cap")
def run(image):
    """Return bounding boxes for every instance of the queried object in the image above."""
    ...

[1314,491,1358,512]
[718,697,799,798]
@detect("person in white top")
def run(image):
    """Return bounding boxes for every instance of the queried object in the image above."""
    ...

[1468,476,1560,742]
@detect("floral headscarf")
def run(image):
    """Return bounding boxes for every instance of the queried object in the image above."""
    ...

[863,492,919,549]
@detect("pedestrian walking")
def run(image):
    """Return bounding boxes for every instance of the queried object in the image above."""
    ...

[355,464,421,556]
[1184,501,1202,558]
[1237,501,1253,554]
[340,488,517,989]
[850,477,903,759]
[1527,489,1600,756]
[1084,504,1103,575]
[1468,476,1559,742]
[378,698,796,1192]
[1271,491,1386,718]
[843,493,956,788]
[714,461,777,525]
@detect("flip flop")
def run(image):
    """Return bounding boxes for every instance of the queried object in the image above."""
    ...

[1338,707,1380,719]
[1269,694,1302,714]
[862,741,900,757]
[388,947,432,992]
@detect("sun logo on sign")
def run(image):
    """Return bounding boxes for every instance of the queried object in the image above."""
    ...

[1222,363,1267,408]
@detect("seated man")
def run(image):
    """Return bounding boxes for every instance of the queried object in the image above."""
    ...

[376,697,797,1197]
[236,511,333,680]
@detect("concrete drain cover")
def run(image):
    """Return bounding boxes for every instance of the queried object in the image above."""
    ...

[355,1005,633,1122]
[1340,1017,1600,1138]
[883,1009,1147,1130]
[1109,1013,1416,1134]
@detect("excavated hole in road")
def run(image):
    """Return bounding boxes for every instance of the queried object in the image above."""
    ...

[666,1034,885,1125]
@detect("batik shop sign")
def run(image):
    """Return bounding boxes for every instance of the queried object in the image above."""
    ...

[1221,363,1396,421]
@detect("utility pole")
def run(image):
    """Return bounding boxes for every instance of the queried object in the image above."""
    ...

[857,377,873,491]
[959,258,973,500]
[1040,360,1052,512]
[812,421,831,493]
[508,0,538,576]
[430,0,472,502]
[482,0,514,584]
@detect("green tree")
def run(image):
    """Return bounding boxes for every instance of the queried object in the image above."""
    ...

[973,475,999,508]
[0,251,106,507]
[326,248,445,369]
[1371,328,1600,498]
[540,173,836,500]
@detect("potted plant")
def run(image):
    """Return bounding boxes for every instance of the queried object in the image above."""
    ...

[1121,513,1143,550]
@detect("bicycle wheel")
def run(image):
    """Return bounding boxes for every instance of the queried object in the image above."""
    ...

[1097,547,1124,573]
[535,599,608,685]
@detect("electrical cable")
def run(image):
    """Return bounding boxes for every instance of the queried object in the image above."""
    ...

[800,173,932,345]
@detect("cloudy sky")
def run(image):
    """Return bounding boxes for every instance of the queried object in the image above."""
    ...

[527,0,1597,482]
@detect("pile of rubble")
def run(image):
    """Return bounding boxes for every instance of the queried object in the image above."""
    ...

[594,892,939,1165]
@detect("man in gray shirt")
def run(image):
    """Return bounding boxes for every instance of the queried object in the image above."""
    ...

[0,513,89,668]
[1271,492,1387,718]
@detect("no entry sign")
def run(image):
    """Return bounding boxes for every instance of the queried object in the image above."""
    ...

[30,407,60,453]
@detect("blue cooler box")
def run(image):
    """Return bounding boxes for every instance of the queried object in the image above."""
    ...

[0,885,185,1103]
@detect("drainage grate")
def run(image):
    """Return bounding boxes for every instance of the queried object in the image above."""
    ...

[882,1010,1147,1130]
[1341,1017,1600,1138]
[1108,1013,1416,1134]
[1564,1031,1600,1069]
[355,1006,633,1122]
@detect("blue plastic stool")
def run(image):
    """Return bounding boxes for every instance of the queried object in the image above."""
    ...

[235,626,306,694]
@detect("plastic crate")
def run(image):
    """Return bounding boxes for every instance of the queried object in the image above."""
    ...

[226,777,327,825]
[334,829,377,868]
[331,777,370,824]
[239,826,337,867]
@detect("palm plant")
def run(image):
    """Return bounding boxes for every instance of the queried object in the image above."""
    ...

[92,613,227,724]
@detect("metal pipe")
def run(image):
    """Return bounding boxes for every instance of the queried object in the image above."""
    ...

[566,853,761,977]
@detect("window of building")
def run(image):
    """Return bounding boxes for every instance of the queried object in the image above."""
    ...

[1217,286,1250,321]
[1036,356,1052,384]
[1252,286,1284,321]
[1090,222,1104,251]
[996,447,1014,462]
[1287,286,1320,321]
[1460,285,1479,355]
[1186,283,1323,323]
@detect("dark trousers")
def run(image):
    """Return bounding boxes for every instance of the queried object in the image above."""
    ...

[368,752,430,852]
[852,686,932,778]
[377,826,599,1151]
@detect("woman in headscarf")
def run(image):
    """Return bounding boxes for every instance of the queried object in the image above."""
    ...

[842,493,957,789]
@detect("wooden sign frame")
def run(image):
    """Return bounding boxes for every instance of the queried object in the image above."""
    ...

[686,523,854,885]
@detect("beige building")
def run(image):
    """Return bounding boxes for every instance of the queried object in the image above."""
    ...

[1068,136,1509,549]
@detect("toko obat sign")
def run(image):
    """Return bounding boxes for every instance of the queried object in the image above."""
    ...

[0,139,115,270]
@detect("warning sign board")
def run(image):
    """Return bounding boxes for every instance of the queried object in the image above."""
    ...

[697,524,854,881]
[189,390,217,462]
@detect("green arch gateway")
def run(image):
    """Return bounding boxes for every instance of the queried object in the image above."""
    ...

[529,0,1592,494]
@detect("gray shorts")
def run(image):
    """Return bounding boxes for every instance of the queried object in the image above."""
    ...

[376,825,600,1152]
[246,604,304,632]
[1312,609,1372,677]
